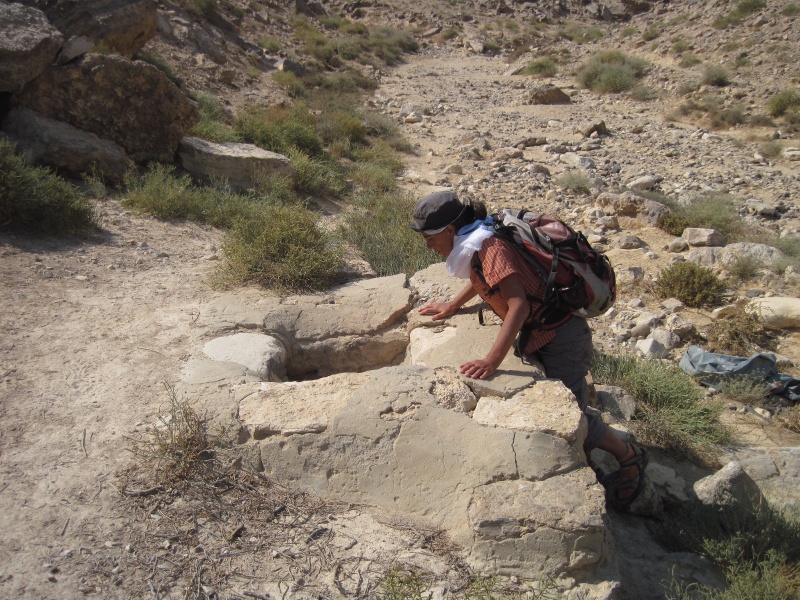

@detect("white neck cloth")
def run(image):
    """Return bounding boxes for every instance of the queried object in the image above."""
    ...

[446,225,494,279]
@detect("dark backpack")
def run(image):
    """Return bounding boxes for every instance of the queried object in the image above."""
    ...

[474,208,616,353]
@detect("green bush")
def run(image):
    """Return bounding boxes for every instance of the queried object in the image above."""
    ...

[592,352,729,461]
[222,204,343,292]
[642,24,661,41]
[521,57,557,78]
[767,88,800,117]
[555,172,592,195]
[758,141,783,158]
[558,22,604,43]
[286,147,347,197]
[679,53,702,68]
[191,0,217,17]
[656,211,691,236]
[257,35,281,53]
[683,192,743,239]
[135,49,179,84]
[189,92,240,143]
[270,70,307,98]
[703,65,730,87]
[235,103,324,157]
[124,165,264,227]
[577,51,649,93]
[706,302,775,356]
[0,139,96,235]
[342,190,439,277]
[713,0,766,29]
[373,27,418,64]
[782,3,800,16]
[655,261,726,307]
[671,39,692,55]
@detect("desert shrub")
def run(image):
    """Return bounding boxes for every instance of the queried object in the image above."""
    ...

[706,302,776,356]
[521,57,557,78]
[435,28,460,43]
[671,39,692,55]
[592,352,729,461]
[677,80,701,95]
[123,165,266,227]
[335,36,363,60]
[191,0,217,17]
[257,35,281,53]
[294,16,337,63]
[727,254,763,282]
[716,375,770,405]
[749,114,775,128]
[315,110,367,146]
[342,189,439,277]
[655,262,726,307]
[656,211,691,236]
[222,203,342,292]
[359,111,411,152]
[642,24,661,41]
[577,51,649,93]
[129,384,214,483]
[660,499,800,600]
[679,53,702,68]
[135,49,179,84]
[767,88,800,117]
[366,25,418,65]
[620,26,637,37]
[713,0,767,29]
[270,70,307,97]
[710,105,746,129]
[189,92,239,143]
[0,139,96,235]
[234,103,324,157]
[286,147,347,197]
[758,141,783,158]
[555,172,592,195]
[558,22,603,43]
[683,192,742,238]
[629,84,657,101]
[703,65,730,87]
[783,405,800,433]
[782,3,800,16]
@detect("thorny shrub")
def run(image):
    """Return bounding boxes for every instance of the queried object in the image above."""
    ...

[656,262,727,308]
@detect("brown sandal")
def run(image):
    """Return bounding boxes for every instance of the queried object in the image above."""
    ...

[603,443,649,509]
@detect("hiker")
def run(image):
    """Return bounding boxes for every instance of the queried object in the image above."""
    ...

[410,190,647,508]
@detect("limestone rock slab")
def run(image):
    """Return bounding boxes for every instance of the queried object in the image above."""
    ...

[472,380,587,445]
[748,296,800,329]
[238,372,371,438]
[203,332,286,381]
[178,137,293,190]
[467,470,606,576]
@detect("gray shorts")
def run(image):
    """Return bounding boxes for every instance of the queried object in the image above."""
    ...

[530,316,609,451]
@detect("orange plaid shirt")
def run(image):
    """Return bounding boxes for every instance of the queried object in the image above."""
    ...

[469,236,566,354]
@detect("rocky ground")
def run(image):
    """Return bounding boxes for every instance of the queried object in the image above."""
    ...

[2,0,800,598]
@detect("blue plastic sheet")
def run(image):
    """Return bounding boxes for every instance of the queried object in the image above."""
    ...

[679,345,800,403]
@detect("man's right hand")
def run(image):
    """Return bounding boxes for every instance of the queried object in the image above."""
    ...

[418,301,456,320]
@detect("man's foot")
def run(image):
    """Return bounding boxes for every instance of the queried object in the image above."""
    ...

[605,443,648,509]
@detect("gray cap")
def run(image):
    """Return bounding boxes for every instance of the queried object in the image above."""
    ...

[409,190,465,234]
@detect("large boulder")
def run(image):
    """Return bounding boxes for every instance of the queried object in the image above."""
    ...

[237,366,607,579]
[16,53,199,163]
[2,107,132,185]
[15,0,157,58]
[195,275,414,378]
[748,296,800,329]
[178,137,293,191]
[0,3,63,93]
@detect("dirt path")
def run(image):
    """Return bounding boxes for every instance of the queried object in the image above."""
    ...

[0,201,225,597]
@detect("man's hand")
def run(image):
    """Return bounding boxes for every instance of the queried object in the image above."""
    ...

[418,301,456,320]
[459,358,498,380]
